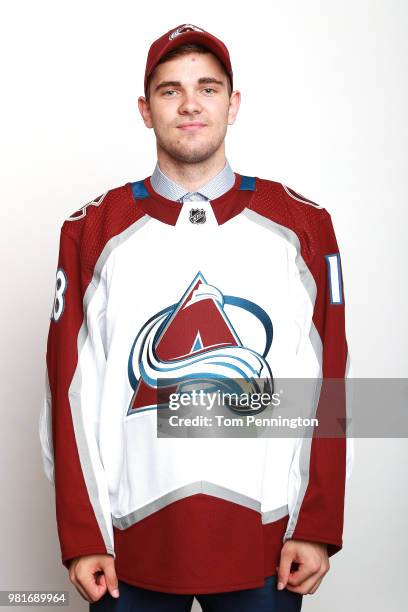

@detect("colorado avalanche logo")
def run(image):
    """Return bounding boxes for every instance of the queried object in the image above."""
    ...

[169,24,205,41]
[127,272,274,415]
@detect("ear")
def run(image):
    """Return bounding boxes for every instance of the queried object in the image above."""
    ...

[138,96,154,129]
[227,90,241,125]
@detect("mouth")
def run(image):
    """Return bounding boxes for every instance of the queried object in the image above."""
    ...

[177,123,207,131]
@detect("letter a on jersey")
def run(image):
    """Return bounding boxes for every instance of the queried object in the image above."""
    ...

[127,272,274,414]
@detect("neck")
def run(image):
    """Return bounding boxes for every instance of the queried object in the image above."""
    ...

[156,144,227,192]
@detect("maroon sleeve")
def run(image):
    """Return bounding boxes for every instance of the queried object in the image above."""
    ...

[283,211,353,557]
[39,226,114,569]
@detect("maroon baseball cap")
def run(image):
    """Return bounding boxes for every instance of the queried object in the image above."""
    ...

[144,24,233,96]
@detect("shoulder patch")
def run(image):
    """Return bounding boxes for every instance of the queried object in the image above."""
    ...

[282,184,324,209]
[66,191,108,221]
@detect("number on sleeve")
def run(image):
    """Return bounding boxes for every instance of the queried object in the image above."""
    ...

[325,253,343,305]
[51,268,68,321]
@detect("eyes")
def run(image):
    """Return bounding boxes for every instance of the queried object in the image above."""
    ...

[162,87,217,97]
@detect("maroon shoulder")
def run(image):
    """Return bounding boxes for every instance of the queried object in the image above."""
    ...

[60,183,146,273]
[248,177,330,264]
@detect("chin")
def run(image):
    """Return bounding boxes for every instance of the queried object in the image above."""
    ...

[178,150,217,163]
[160,141,217,164]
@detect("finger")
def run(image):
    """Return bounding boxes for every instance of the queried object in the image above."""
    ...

[286,560,321,587]
[71,578,94,604]
[286,573,324,595]
[69,564,94,604]
[277,548,296,590]
[100,557,120,598]
[76,568,107,603]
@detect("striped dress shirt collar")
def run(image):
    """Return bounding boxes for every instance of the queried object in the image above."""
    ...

[149,159,236,202]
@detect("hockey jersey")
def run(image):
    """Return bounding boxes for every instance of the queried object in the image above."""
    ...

[39,172,353,594]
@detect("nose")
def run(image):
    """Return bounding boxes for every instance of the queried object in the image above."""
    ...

[178,89,203,115]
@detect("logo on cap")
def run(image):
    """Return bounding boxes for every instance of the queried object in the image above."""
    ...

[169,24,205,41]
[189,208,206,224]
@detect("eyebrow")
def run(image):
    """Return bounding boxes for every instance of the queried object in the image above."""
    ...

[154,77,225,92]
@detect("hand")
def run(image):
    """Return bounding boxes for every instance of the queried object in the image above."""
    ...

[276,540,329,595]
[68,554,119,603]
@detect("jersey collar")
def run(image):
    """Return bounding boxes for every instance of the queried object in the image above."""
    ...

[127,173,257,226]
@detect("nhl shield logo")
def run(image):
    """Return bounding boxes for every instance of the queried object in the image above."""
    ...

[189,208,206,224]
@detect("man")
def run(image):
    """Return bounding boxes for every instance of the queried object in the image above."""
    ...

[39,24,353,610]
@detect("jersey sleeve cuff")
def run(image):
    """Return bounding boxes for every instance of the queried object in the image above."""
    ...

[61,546,115,570]
[283,533,343,558]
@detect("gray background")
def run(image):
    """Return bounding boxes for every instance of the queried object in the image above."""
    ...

[1,0,407,610]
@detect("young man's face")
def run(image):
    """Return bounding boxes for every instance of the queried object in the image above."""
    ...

[139,52,240,164]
